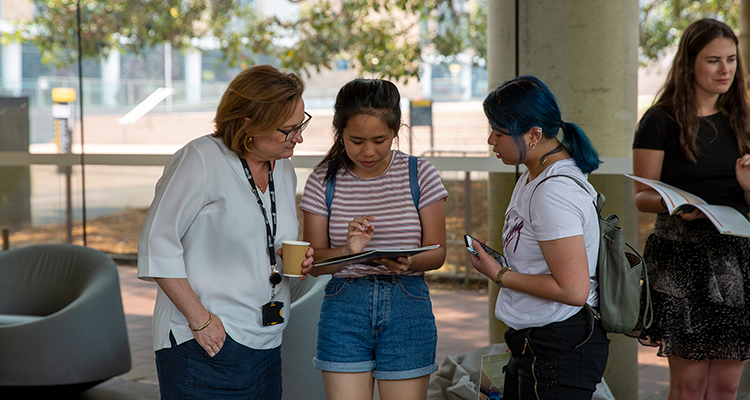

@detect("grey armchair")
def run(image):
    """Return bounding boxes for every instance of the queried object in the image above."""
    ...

[0,244,131,392]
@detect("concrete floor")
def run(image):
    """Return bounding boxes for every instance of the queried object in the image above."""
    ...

[43,265,670,400]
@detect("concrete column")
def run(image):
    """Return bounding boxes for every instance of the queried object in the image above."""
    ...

[1,41,22,96]
[486,1,640,399]
[420,59,433,99]
[517,0,638,159]
[525,2,639,398]
[185,48,202,104]
[164,43,173,112]
[460,58,472,101]
[486,0,517,345]
[101,48,121,107]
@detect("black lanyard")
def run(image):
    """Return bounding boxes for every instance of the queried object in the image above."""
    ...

[240,158,277,268]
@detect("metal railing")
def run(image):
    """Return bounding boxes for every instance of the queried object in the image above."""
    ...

[0,151,632,174]
[0,151,633,281]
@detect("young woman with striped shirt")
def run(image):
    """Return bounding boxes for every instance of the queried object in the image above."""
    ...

[300,78,448,400]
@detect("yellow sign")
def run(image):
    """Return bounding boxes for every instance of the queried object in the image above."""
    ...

[52,87,77,103]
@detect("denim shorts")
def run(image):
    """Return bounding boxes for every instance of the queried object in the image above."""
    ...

[155,332,282,400]
[314,275,438,380]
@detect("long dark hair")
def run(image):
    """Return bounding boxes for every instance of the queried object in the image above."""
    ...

[319,78,402,181]
[483,75,601,174]
[650,18,750,162]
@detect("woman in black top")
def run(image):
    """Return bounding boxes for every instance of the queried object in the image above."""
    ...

[631,19,750,399]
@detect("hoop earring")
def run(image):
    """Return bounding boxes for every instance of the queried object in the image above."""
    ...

[530,142,537,150]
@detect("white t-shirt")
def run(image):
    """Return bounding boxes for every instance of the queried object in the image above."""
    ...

[495,159,600,330]
[138,135,298,351]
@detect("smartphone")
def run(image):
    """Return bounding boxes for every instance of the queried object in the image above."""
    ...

[465,234,508,267]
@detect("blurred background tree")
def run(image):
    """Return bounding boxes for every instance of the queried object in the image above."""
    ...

[4,0,243,67]
[639,0,740,62]
[4,0,487,83]
[7,0,747,82]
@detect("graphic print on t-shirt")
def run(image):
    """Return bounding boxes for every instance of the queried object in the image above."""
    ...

[503,207,524,254]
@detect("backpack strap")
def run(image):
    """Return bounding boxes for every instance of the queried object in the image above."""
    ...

[528,174,596,224]
[408,155,421,210]
[325,155,420,217]
[325,171,337,217]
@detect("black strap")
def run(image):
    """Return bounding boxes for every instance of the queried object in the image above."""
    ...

[240,158,277,268]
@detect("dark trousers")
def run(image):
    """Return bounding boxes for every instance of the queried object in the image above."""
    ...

[155,332,282,400]
[503,308,609,400]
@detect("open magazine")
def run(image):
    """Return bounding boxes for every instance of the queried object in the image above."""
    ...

[625,174,750,238]
[479,345,511,400]
[313,244,440,267]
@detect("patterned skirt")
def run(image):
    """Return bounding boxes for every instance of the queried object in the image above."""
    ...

[627,214,750,361]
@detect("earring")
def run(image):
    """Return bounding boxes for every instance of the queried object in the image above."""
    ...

[530,142,536,150]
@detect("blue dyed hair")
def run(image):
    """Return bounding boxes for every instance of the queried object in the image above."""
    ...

[482,76,601,174]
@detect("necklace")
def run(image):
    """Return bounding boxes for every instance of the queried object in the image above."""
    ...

[248,162,268,191]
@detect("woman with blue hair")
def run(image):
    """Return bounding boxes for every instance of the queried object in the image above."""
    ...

[469,75,609,399]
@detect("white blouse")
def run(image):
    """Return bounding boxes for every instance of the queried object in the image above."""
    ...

[138,135,298,351]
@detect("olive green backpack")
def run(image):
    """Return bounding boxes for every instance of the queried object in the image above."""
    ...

[530,174,653,334]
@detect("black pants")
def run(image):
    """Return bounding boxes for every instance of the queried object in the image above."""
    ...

[503,308,609,400]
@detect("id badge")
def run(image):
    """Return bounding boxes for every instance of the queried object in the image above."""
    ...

[262,301,284,326]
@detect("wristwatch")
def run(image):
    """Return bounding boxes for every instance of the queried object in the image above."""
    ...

[495,266,512,288]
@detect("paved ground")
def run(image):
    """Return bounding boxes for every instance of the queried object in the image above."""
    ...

[54,265,670,400]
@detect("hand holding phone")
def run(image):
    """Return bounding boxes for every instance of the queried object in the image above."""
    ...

[465,234,508,267]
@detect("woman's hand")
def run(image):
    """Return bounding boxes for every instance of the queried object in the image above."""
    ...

[298,246,315,280]
[346,215,375,254]
[468,239,502,280]
[377,256,413,274]
[679,206,706,221]
[154,278,228,357]
[191,311,226,357]
[736,154,750,195]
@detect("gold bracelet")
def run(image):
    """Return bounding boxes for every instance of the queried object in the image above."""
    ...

[495,266,512,288]
[190,312,213,332]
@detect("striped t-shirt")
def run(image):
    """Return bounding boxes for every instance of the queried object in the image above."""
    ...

[300,150,448,278]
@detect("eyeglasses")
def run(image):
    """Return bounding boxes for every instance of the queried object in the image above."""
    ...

[277,111,312,142]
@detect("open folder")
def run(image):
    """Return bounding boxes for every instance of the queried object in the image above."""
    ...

[313,244,440,267]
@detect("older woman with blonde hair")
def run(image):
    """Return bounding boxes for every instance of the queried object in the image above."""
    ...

[138,64,314,400]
